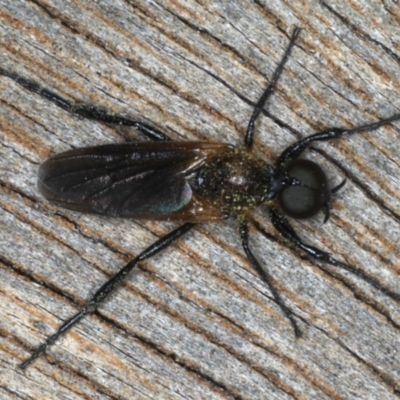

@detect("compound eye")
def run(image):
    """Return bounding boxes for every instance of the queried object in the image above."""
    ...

[278,159,328,219]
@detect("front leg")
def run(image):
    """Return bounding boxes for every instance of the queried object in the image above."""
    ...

[277,111,400,168]
[268,205,400,303]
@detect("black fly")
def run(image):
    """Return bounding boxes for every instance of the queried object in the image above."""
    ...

[2,28,400,369]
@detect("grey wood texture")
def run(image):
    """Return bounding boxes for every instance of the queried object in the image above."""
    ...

[1,1,399,399]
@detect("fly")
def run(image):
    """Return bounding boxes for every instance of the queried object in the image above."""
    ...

[2,27,400,369]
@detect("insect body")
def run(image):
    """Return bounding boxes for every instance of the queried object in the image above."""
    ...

[2,27,400,369]
[38,141,230,221]
[39,144,288,222]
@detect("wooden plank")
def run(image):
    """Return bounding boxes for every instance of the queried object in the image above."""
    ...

[1,0,399,399]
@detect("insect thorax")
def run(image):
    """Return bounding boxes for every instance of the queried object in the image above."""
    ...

[191,149,274,219]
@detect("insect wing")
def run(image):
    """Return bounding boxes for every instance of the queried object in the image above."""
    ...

[38,142,228,219]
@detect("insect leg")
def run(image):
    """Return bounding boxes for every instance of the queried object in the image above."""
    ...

[20,222,195,369]
[277,113,400,167]
[0,67,169,141]
[268,205,400,301]
[244,27,301,148]
[239,221,302,337]
[322,178,347,223]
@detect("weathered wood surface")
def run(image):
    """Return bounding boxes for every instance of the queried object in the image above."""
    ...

[1,1,399,399]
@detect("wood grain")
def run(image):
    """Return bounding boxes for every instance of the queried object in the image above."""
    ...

[1,1,399,399]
